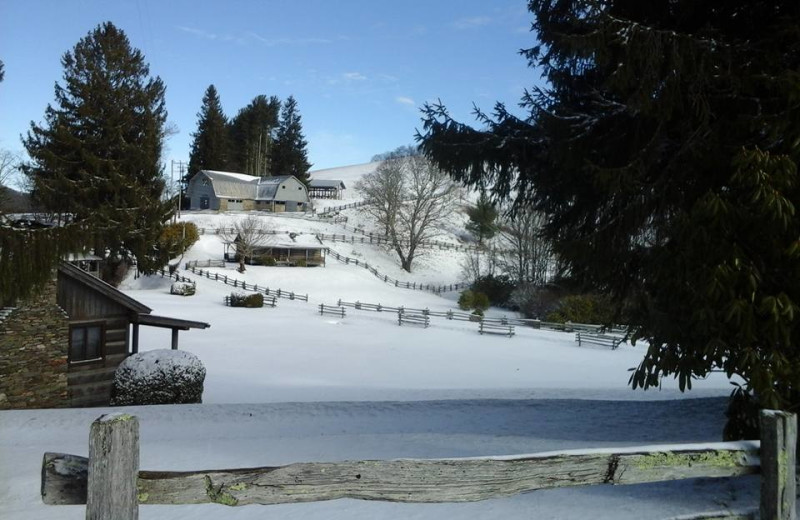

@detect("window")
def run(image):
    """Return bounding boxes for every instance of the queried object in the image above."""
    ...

[282,185,286,189]
[200,196,210,209]
[69,323,104,363]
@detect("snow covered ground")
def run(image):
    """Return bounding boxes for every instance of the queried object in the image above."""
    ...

[0,164,761,518]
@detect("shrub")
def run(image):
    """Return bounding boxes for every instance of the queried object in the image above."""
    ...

[458,290,474,310]
[229,292,264,308]
[110,349,206,405]
[170,281,196,296]
[546,294,614,324]
[263,257,277,266]
[471,274,515,307]
[472,291,490,312]
[471,308,484,317]
[159,222,200,258]
[295,258,307,267]
[509,284,563,318]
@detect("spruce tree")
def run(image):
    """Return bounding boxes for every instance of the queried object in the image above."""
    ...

[228,95,280,176]
[272,95,311,183]
[23,22,172,284]
[419,1,800,418]
[465,192,498,245]
[187,84,230,184]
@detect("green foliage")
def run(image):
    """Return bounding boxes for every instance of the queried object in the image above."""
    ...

[229,292,264,308]
[465,192,498,244]
[472,292,490,312]
[458,290,474,311]
[0,223,86,306]
[471,274,515,307]
[187,85,230,185]
[471,308,484,317]
[272,95,311,184]
[22,22,172,284]
[228,95,280,176]
[419,1,800,413]
[723,386,761,441]
[156,222,200,265]
[458,289,490,312]
[295,258,307,267]
[546,294,613,325]
[258,255,277,266]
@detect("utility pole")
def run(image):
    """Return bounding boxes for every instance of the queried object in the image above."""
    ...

[170,160,187,222]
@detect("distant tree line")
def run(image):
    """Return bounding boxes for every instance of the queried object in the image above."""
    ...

[185,85,312,200]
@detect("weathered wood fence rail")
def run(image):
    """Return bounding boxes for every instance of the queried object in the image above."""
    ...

[41,411,796,519]
[183,265,309,302]
[327,249,469,295]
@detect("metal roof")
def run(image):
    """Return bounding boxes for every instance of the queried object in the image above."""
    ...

[200,171,299,201]
[309,179,346,189]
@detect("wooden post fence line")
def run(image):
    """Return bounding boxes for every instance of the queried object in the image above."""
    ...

[182,265,308,302]
[41,410,796,519]
[326,248,468,295]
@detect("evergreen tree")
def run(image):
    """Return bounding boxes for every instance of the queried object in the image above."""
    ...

[419,1,800,417]
[23,22,173,284]
[272,95,311,183]
[187,84,230,185]
[465,192,498,245]
[228,95,280,176]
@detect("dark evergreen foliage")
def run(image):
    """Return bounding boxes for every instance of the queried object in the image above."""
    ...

[272,95,311,183]
[419,1,800,413]
[228,95,280,176]
[22,22,173,284]
[471,274,515,307]
[465,192,498,244]
[187,84,230,185]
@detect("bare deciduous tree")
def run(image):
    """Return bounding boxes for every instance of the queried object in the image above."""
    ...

[495,209,554,286]
[0,149,21,213]
[357,155,458,272]
[218,215,273,273]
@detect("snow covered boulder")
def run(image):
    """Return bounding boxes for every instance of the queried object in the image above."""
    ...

[170,281,196,296]
[110,349,206,406]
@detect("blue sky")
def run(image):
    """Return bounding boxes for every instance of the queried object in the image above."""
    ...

[0,0,539,175]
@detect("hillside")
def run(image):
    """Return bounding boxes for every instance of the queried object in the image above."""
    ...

[0,164,760,520]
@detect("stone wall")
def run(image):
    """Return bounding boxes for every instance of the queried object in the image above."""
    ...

[0,277,69,409]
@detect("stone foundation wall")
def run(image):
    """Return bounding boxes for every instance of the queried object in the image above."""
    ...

[0,278,69,409]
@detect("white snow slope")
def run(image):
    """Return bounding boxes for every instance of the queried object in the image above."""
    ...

[0,171,764,519]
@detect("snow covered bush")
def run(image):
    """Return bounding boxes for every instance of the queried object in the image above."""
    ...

[110,349,206,406]
[228,292,264,307]
[170,281,196,296]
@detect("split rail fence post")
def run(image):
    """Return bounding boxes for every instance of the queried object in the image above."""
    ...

[760,410,797,520]
[86,413,139,520]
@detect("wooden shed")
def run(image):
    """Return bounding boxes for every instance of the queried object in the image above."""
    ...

[57,262,210,407]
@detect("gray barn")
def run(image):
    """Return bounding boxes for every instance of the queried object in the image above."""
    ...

[187,171,310,212]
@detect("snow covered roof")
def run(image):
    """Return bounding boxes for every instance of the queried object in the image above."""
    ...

[200,171,300,201]
[309,179,346,189]
[248,232,325,250]
[256,176,294,199]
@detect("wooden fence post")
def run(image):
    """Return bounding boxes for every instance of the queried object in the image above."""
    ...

[86,413,139,520]
[760,410,797,520]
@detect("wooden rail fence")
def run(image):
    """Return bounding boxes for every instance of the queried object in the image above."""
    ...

[41,411,796,519]
[183,265,308,302]
[327,249,468,295]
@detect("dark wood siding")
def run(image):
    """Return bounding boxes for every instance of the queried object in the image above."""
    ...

[58,273,133,407]
[57,274,132,320]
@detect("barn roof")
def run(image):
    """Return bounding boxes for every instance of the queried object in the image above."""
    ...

[200,171,302,201]
[309,179,346,189]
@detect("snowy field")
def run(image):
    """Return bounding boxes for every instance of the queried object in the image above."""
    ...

[0,163,762,519]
